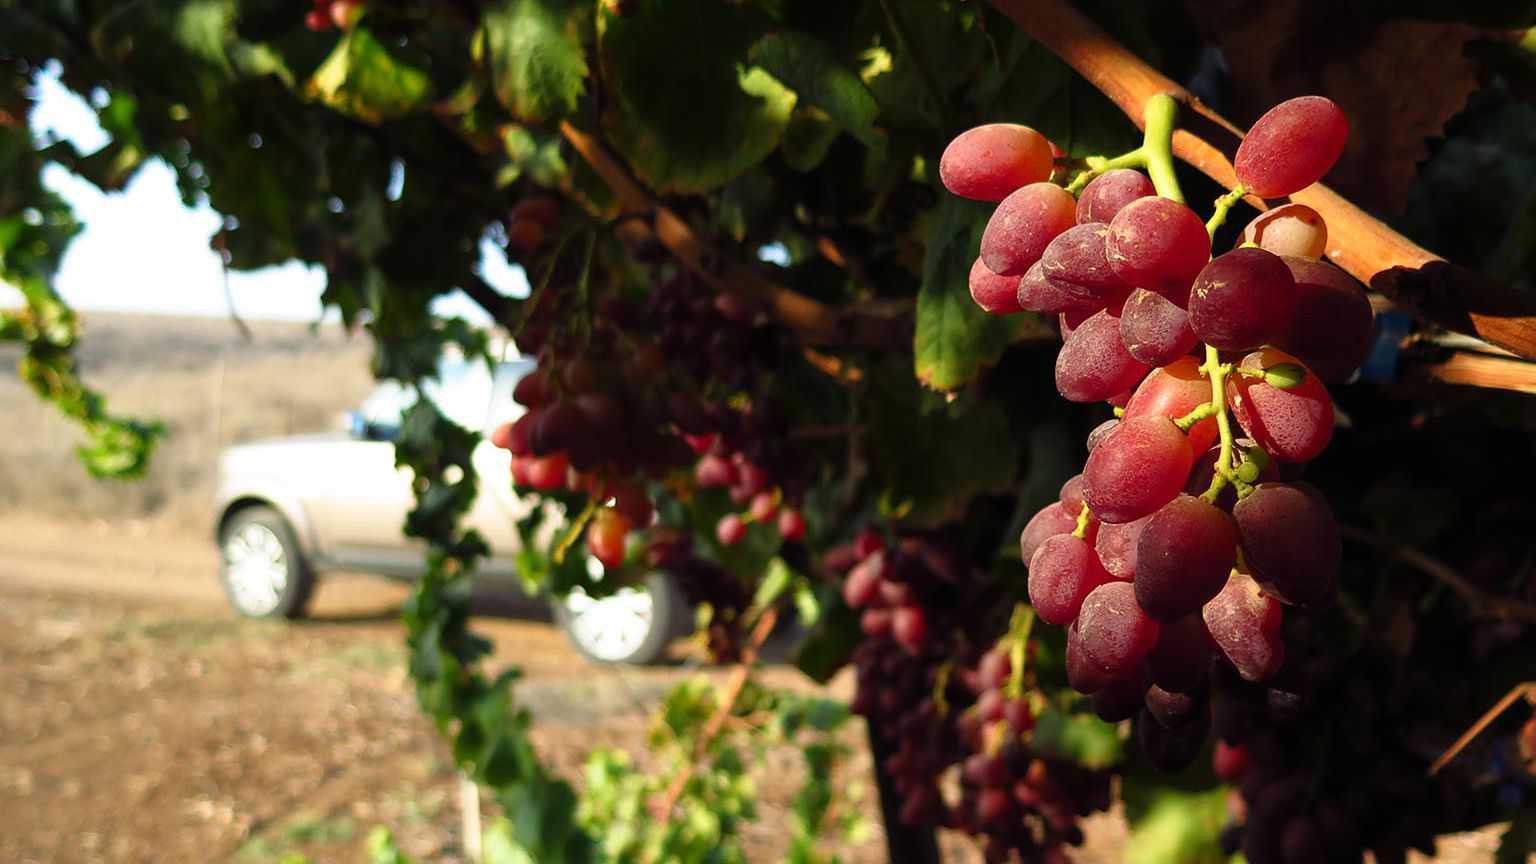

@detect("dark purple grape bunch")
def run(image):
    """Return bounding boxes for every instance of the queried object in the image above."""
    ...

[943,96,1376,768]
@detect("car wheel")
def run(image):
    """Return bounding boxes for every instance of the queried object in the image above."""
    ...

[553,572,686,665]
[218,506,315,620]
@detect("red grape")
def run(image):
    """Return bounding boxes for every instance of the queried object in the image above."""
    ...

[1019,503,1077,564]
[1147,613,1214,694]
[1144,684,1202,729]
[748,491,778,522]
[1027,534,1111,626]
[777,508,806,541]
[1119,287,1199,367]
[940,124,1055,201]
[1058,473,1086,516]
[1086,419,1118,453]
[587,509,632,569]
[1040,223,1130,305]
[1094,514,1147,581]
[1081,416,1194,524]
[1226,348,1334,463]
[1065,622,1114,694]
[1076,582,1160,679]
[1234,96,1349,199]
[1054,310,1150,403]
[980,182,1078,276]
[1123,356,1220,455]
[1090,671,1152,722]
[969,256,1023,314]
[1213,740,1250,781]
[695,453,738,487]
[1278,257,1375,382]
[1242,203,1328,259]
[843,552,885,608]
[892,605,929,650]
[1188,248,1297,352]
[1105,196,1211,296]
[1017,261,1102,315]
[1202,569,1284,682]
[716,513,747,546]
[527,452,569,490]
[1135,494,1239,619]
[1233,482,1341,607]
[1076,169,1155,224]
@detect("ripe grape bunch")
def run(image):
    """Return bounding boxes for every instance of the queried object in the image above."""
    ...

[943,95,1375,760]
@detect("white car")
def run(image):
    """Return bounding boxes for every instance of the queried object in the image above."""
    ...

[211,354,687,664]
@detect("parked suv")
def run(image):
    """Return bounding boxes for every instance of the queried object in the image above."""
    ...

[212,353,688,664]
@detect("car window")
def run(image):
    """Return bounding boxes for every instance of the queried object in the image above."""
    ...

[355,355,495,436]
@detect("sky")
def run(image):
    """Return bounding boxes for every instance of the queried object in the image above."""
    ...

[1,67,527,325]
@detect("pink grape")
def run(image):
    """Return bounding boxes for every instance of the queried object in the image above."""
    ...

[1202,569,1284,682]
[1147,613,1214,694]
[1076,169,1155,224]
[1058,309,1092,341]
[1054,310,1150,403]
[940,124,1055,201]
[1233,482,1341,607]
[1123,357,1220,455]
[1085,419,1119,452]
[1058,473,1086,516]
[1278,257,1375,382]
[1082,416,1194,524]
[1225,348,1334,463]
[1019,503,1076,564]
[1040,222,1131,304]
[1188,247,1297,352]
[1027,534,1111,626]
[1241,203,1328,259]
[968,256,1023,314]
[1234,96,1349,198]
[1094,514,1148,581]
[1066,622,1114,694]
[1119,287,1199,367]
[1105,196,1211,296]
[1076,581,1161,679]
[1017,261,1101,315]
[1135,494,1239,620]
[980,182,1078,276]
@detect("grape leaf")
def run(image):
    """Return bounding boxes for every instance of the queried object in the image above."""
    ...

[914,194,1044,391]
[306,27,432,124]
[749,30,881,149]
[1031,705,1124,769]
[598,0,795,194]
[482,0,588,123]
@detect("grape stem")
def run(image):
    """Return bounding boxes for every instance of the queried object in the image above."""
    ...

[1197,345,1241,503]
[1173,401,1219,431]
[1205,185,1247,238]
[1004,604,1034,700]
[1071,502,1092,539]
[1064,94,1186,203]
[552,496,600,564]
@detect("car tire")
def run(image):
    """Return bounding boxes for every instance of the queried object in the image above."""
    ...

[218,506,316,620]
[553,572,687,665]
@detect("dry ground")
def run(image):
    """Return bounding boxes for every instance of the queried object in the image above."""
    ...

[0,314,1512,862]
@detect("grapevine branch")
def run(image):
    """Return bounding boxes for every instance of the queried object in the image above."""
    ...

[987,0,1536,360]
[1339,525,1536,623]
[557,122,909,350]
[1428,682,1536,776]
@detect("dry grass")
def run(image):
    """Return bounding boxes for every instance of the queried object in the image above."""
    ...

[0,312,374,533]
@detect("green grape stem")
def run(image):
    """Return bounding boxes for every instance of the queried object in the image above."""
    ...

[1205,185,1248,238]
[1071,502,1093,539]
[1005,604,1034,700]
[1198,345,1241,504]
[1065,93,1185,202]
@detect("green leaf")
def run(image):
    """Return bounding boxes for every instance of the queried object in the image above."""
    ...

[482,0,588,122]
[914,194,1043,391]
[749,30,880,149]
[1030,705,1123,769]
[598,0,795,194]
[1120,780,1229,864]
[780,107,841,172]
[791,588,861,684]
[306,27,432,124]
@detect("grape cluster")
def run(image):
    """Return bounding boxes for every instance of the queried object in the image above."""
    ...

[646,528,755,661]
[943,97,1376,765]
[304,0,361,31]
[835,532,1112,861]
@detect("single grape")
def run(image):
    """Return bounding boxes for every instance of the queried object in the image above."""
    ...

[1040,222,1131,305]
[587,509,632,569]
[1123,356,1220,455]
[1077,581,1161,678]
[1203,569,1285,682]
[716,513,747,546]
[855,528,886,559]
[1135,495,1239,619]
[1094,514,1148,581]
[1137,704,1211,772]
[1086,418,1119,453]
[1076,169,1155,224]
[1147,612,1214,694]
[1119,287,1199,367]
[695,453,738,488]
[860,608,892,637]
[980,182,1079,276]
[748,491,778,522]
[1089,666,1152,722]
[1233,482,1341,607]
[526,452,569,490]
[1212,740,1250,781]
[1188,248,1297,352]
[1017,261,1103,315]
[977,648,1011,692]
[1105,196,1211,296]
[1058,473,1086,516]
[892,605,928,651]
[1082,415,1194,524]
[1066,622,1114,693]
[940,124,1055,201]
[1242,203,1327,259]
[1020,503,1077,564]
[512,369,549,407]
[1027,534,1111,626]
[777,508,806,541]
[1234,96,1349,198]
[969,256,1023,315]
[1144,684,1202,729]
[1055,310,1151,403]
[1225,348,1334,463]
[1278,257,1375,382]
